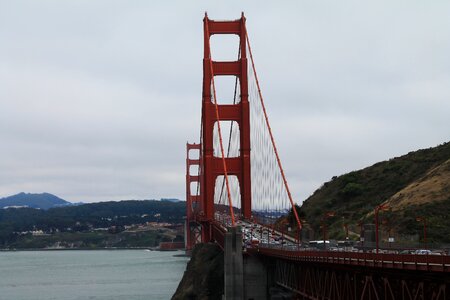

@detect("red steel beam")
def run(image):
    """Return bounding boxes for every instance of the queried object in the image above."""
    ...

[201,13,252,239]
[249,247,450,273]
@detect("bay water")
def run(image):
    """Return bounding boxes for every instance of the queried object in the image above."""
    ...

[0,250,188,300]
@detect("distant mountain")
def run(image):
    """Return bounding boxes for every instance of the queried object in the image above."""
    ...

[161,198,182,203]
[0,193,72,210]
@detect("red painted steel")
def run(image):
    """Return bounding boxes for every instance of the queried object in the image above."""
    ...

[249,247,450,273]
[211,221,227,250]
[188,15,450,299]
[321,211,335,250]
[185,143,202,250]
[273,258,448,300]
[205,20,237,226]
[375,203,390,254]
[201,13,252,239]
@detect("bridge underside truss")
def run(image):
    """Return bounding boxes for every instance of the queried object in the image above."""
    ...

[274,259,448,300]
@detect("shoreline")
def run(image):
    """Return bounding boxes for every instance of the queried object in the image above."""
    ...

[0,247,185,252]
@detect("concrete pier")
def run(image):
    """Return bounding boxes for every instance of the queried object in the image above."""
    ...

[224,226,244,300]
[243,254,268,300]
[223,226,269,300]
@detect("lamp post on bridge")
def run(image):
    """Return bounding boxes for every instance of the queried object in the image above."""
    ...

[297,218,304,250]
[357,220,364,249]
[382,218,393,249]
[322,211,335,251]
[375,203,389,254]
[416,216,427,249]
[280,220,289,249]
[342,217,349,240]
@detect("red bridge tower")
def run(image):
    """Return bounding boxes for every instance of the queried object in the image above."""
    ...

[201,13,251,239]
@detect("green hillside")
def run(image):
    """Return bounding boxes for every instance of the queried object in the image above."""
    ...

[294,142,450,244]
[0,200,185,248]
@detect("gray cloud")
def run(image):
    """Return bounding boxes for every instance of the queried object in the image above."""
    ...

[1,1,449,203]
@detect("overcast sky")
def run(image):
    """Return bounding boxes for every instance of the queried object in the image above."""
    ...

[1,1,449,203]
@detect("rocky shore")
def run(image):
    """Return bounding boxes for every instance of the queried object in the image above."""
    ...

[172,243,224,300]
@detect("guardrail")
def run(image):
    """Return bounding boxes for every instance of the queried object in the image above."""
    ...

[249,246,450,273]
[211,222,226,249]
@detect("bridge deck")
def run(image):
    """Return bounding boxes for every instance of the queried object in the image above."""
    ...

[210,222,450,273]
[249,246,450,273]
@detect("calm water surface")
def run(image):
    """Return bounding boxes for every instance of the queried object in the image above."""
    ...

[0,250,188,300]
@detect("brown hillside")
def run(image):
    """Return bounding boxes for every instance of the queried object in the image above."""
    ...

[384,159,450,211]
[292,141,450,243]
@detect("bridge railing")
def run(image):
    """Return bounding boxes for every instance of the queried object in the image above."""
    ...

[211,221,227,249]
[249,246,450,273]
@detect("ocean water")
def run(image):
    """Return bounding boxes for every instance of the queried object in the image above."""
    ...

[0,250,188,300]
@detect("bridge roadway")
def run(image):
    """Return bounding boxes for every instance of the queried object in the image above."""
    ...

[212,219,450,273]
[248,246,450,273]
[209,220,450,299]
[214,212,298,247]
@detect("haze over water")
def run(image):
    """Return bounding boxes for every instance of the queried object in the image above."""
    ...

[0,250,188,300]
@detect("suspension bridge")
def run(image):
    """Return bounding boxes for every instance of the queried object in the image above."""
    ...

[184,13,449,300]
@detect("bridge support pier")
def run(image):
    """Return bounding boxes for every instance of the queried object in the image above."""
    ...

[243,254,268,300]
[224,226,270,300]
[224,226,244,300]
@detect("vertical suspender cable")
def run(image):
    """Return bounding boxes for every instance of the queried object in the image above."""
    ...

[246,33,302,232]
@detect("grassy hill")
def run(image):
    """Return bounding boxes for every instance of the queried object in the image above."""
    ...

[0,200,185,248]
[295,142,450,244]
